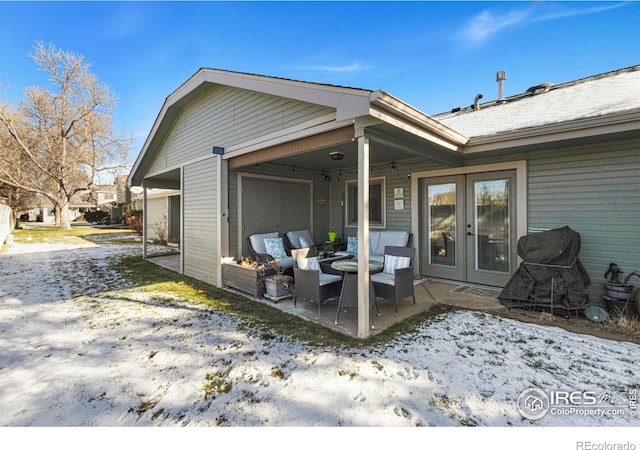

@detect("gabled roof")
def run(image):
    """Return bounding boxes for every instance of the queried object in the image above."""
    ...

[128,68,466,186]
[436,65,640,150]
[129,65,640,186]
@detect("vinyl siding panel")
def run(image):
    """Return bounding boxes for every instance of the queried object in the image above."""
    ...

[527,139,640,299]
[146,197,168,241]
[148,85,333,175]
[183,158,218,285]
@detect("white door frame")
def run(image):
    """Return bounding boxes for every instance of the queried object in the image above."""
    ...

[411,160,527,280]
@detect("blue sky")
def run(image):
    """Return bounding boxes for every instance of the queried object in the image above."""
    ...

[1,1,638,167]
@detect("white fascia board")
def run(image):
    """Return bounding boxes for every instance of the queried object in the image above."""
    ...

[464,108,640,154]
[146,188,181,199]
[370,90,468,145]
[368,107,461,152]
[202,69,371,119]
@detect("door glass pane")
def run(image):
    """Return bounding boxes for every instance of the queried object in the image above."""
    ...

[429,183,456,266]
[474,179,510,272]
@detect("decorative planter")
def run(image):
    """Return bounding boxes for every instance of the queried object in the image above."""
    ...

[264,277,292,301]
[222,262,271,299]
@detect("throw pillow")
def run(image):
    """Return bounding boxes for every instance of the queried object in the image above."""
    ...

[299,236,313,248]
[263,237,287,259]
[297,256,320,271]
[346,236,358,253]
[383,255,411,275]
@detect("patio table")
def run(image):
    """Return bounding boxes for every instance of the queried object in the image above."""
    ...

[331,259,383,328]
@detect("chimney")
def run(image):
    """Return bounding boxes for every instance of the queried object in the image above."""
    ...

[496,71,507,104]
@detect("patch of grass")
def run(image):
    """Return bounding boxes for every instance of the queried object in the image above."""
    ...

[203,371,233,399]
[13,223,132,244]
[269,368,285,379]
[601,315,640,339]
[130,399,158,415]
[107,254,461,349]
[337,369,358,379]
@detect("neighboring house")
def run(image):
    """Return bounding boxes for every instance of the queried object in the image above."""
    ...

[22,193,93,223]
[0,201,12,249]
[145,189,180,243]
[21,175,134,224]
[128,66,640,338]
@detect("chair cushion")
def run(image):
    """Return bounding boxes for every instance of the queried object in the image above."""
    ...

[371,272,395,286]
[370,253,385,264]
[277,256,294,269]
[264,237,287,259]
[371,231,410,254]
[297,256,320,271]
[346,236,358,253]
[249,232,279,254]
[319,273,342,286]
[286,229,314,249]
[383,254,411,275]
[299,236,313,248]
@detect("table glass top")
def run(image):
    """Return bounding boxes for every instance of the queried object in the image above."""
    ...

[331,259,383,272]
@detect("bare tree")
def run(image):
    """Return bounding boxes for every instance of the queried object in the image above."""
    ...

[0,42,130,229]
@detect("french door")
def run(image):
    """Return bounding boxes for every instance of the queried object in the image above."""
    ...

[421,171,517,286]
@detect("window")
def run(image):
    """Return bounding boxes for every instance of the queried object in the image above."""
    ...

[345,177,385,228]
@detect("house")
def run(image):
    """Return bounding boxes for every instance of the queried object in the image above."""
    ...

[20,175,134,225]
[128,66,640,338]
[22,192,94,223]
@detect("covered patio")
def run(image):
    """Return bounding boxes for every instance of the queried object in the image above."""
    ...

[148,253,503,337]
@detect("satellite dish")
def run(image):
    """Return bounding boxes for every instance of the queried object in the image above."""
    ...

[130,186,144,195]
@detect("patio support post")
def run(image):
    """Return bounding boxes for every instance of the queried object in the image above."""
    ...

[142,186,148,259]
[179,166,185,275]
[356,133,371,338]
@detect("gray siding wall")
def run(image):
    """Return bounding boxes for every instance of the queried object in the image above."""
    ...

[527,139,640,299]
[146,196,168,240]
[149,85,333,175]
[335,158,440,240]
[183,157,218,285]
[228,164,330,259]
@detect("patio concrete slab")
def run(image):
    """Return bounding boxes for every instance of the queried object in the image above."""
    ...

[227,278,506,337]
[147,254,506,337]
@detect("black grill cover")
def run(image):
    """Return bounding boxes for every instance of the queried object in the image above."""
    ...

[498,226,591,311]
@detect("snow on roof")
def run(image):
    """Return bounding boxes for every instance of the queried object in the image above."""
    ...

[436,66,640,138]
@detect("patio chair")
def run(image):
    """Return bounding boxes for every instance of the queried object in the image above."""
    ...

[371,246,416,315]
[291,247,342,316]
[284,229,316,250]
[247,232,294,274]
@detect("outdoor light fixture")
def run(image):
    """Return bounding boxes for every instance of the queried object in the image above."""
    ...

[329,151,344,161]
[212,146,225,155]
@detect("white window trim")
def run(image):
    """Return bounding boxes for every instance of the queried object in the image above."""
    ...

[345,176,386,229]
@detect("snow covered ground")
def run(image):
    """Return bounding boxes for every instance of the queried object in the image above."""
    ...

[0,234,638,447]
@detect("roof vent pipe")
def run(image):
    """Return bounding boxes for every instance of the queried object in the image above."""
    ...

[473,93,483,110]
[496,70,507,104]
